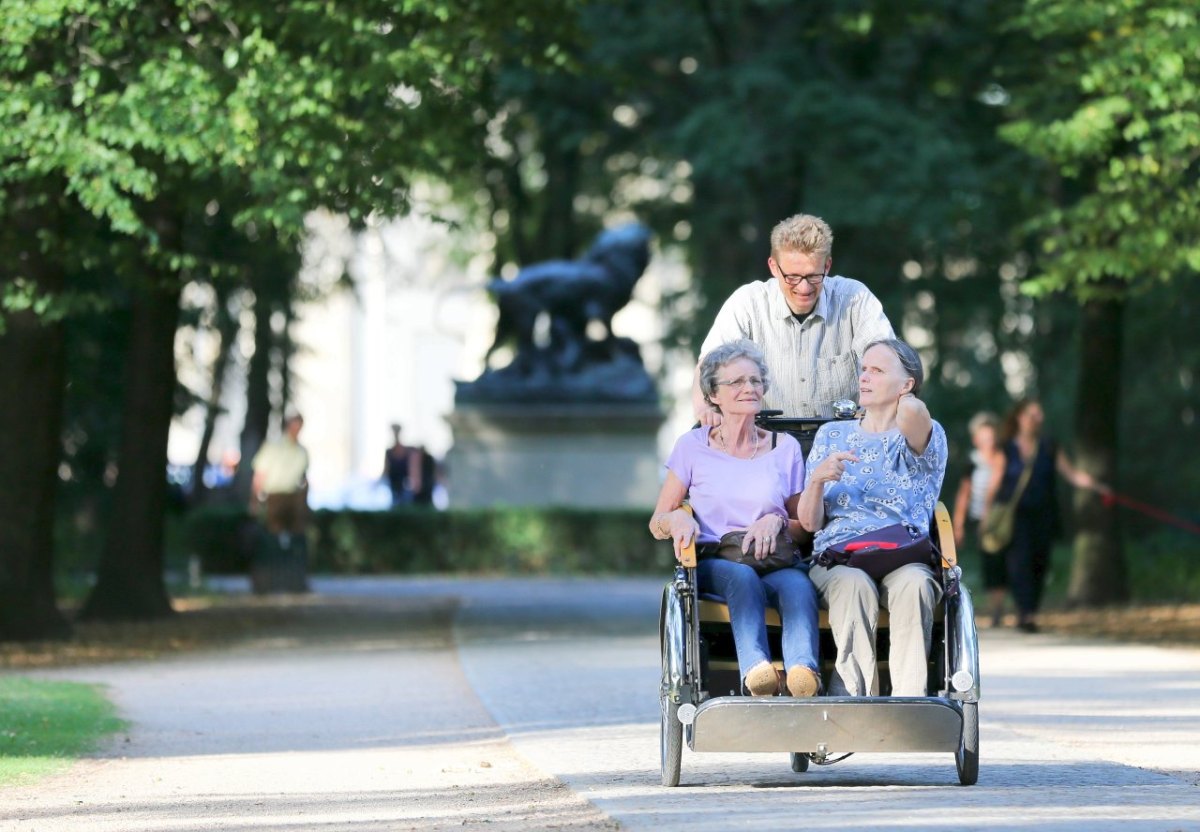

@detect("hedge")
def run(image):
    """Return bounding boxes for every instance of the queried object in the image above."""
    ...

[182,505,677,575]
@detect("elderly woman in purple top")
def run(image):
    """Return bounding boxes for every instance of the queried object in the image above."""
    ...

[650,339,821,698]
[797,338,948,697]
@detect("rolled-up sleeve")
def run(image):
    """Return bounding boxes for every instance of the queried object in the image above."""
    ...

[850,287,896,357]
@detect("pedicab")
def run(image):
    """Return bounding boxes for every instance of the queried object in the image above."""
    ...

[658,409,980,786]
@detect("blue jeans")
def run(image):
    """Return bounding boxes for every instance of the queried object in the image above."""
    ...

[697,559,820,683]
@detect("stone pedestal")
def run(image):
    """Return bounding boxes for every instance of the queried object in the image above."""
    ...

[445,402,664,508]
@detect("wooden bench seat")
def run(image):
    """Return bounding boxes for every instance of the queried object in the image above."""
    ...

[699,600,889,630]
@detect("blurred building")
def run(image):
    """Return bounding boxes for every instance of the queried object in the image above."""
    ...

[169,209,695,509]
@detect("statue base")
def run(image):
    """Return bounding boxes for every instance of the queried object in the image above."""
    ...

[445,401,664,508]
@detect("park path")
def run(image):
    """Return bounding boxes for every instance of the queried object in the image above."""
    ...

[2,576,1200,831]
[453,583,1200,831]
[0,592,616,832]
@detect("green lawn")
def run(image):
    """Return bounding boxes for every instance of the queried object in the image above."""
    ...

[0,677,124,786]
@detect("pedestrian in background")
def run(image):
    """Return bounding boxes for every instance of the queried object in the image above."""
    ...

[383,423,417,507]
[984,399,1100,633]
[251,412,309,547]
[952,411,1006,626]
[409,445,439,507]
[249,412,311,593]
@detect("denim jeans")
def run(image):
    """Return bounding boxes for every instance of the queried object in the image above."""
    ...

[697,558,820,684]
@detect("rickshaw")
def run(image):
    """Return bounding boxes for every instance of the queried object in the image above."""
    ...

[658,410,980,786]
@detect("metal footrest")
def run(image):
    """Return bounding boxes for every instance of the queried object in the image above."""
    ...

[689,696,963,753]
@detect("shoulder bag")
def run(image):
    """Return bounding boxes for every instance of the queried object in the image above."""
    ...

[814,523,935,581]
[980,461,1034,555]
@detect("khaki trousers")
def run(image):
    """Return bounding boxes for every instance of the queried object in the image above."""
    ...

[809,562,942,697]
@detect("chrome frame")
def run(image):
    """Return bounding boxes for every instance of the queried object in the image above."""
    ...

[942,566,981,703]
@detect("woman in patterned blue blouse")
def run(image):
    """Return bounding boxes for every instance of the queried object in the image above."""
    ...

[796,339,948,697]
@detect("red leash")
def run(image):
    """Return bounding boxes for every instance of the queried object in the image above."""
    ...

[1098,489,1200,536]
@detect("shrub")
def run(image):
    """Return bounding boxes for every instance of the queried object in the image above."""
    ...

[178,505,676,576]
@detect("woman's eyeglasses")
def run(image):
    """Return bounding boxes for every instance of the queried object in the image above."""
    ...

[715,376,765,390]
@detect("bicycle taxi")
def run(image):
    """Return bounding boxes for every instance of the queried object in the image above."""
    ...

[658,408,980,786]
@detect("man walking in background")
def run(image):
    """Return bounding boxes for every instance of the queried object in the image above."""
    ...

[250,412,310,592]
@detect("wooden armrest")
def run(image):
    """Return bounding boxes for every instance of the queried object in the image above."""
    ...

[934,501,957,569]
[678,503,697,568]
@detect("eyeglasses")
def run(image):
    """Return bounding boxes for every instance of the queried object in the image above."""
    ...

[778,270,826,287]
[715,376,765,391]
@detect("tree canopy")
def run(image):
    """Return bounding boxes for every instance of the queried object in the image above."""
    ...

[1000,0,1200,299]
[2,0,1197,635]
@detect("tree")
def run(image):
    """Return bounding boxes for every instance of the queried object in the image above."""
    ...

[0,189,72,639]
[999,0,1200,605]
[2,0,581,630]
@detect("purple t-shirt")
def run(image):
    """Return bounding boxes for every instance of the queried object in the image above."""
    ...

[665,427,806,544]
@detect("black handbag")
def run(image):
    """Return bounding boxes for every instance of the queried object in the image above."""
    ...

[815,523,935,581]
[700,529,798,574]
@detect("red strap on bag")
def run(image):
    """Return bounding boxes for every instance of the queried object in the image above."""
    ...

[843,540,899,552]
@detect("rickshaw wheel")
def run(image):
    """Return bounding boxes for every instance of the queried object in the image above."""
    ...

[660,696,682,786]
[955,702,979,785]
[789,752,809,773]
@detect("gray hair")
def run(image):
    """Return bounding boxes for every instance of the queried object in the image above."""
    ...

[699,339,771,407]
[863,338,924,396]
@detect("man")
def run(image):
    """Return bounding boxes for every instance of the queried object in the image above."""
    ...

[251,413,309,548]
[693,213,895,424]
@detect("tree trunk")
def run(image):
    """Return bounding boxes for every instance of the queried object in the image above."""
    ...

[232,288,274,504]
[0,202,72,639]
[1066,297,1128,606]
[189,284,239,505]
[81,227,182,621]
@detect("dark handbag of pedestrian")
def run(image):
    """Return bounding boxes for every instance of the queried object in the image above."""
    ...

[712,529,798,574]
[815,523,935,581]
[980,463,1034,555]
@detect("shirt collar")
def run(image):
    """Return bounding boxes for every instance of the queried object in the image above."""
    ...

[811,280,831,321]
[767,279,793,319]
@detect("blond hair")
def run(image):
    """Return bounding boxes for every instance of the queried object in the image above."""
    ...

[770,214,834,260]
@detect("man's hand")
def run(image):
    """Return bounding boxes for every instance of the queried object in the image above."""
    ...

[697,409,723,428]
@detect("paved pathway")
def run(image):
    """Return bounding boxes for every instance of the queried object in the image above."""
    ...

[446,577,1200,831]
[0,592,615,831]
[2,577,1199,831]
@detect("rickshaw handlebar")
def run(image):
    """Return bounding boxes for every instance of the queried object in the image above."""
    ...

[754,409,858,442]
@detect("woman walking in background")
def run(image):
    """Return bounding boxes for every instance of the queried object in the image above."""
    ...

[985,399,1100,633]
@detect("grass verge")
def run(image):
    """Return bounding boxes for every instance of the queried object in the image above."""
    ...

[0,677,124,786]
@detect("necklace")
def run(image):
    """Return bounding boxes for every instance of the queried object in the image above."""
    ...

[716,425,759,460]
